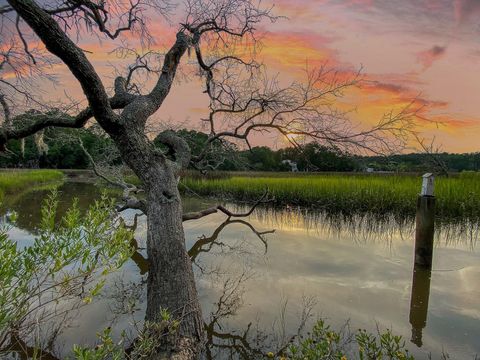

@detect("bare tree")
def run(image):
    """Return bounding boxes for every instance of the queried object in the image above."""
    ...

[413,133,449,176]
[1,0,417,357]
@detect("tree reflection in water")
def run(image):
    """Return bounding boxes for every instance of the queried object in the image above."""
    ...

[125,212,285,359]
[116,211,317,359]
[1,334,60,360]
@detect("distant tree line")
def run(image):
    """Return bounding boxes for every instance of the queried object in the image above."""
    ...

[364,153,480,173]
[0,125,112,169]
[1,127,478,173]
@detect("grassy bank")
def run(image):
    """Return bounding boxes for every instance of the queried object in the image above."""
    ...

[0,169,64,201]
[181,172,480,220]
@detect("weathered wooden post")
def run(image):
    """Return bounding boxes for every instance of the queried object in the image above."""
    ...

[414,173,435,267]
[409,173,435,347]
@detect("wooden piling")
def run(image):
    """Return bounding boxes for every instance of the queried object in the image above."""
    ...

[409,173,435,347]
[414,173,435,267]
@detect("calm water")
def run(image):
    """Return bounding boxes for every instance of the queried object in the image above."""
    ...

[2,182,480,359]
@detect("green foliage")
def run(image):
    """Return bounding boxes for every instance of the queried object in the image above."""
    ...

[283,320,413,360]
[286,320,347,359]
[72,328,125,360]
[72,316,181,359]
[151,129,480,173]
[151,129,479,173]
[0,126,112,169]
[235,143,358,172]
[242,146,283,171]
[356,329,413,360]
[0,169,64,202]
[181,173,480,220]
[2,123,479,173]
[277,143,358,172]
[0,190,134,346]
[458,170,480,179]
[45,127,112,169]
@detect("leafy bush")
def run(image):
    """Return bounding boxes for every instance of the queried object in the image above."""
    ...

[0,190,134,350]
[72,317,181,360]
[284,320,413,360]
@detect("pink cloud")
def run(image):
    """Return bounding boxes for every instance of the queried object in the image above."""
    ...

[416,45,447,70]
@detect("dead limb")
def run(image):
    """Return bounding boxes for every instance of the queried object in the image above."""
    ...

[182,191,271,221]
[77,137,147,214]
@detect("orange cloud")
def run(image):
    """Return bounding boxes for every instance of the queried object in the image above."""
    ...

[238,27,477,141]
[258,31,338,70]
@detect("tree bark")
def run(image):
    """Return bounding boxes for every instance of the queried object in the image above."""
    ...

[111,128,204,357]
[144,162,204,349]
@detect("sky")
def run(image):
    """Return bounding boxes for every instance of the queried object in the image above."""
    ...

[3,0,480,153]
[247,0,480,152]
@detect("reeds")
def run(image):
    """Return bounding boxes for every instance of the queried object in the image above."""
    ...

[0,169,64,201]
[181,172,480,220]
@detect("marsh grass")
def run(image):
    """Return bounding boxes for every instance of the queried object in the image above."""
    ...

[181,172,480,221]
[0,169,64,201]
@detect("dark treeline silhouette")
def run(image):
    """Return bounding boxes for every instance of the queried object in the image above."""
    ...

[365,153,480,173]
[1,127,479,173]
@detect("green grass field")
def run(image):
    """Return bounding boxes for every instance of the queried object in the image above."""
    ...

[3,169,474,221]
[181,172,480,220]
[0,169,64,202]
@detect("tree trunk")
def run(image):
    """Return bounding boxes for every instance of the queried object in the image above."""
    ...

[143,162,204,357]
[110,128,203,357]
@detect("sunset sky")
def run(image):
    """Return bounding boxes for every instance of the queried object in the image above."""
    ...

[259,0,480,153]
[3,0,480,153]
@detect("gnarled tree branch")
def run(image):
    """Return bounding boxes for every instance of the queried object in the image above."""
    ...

[0,93,11,125]
[183,190,271,221]
[0,93,136,150]
[156,130,192,171]
[77,137,147,214]
[188,217,273,263]
[8,0,118,132]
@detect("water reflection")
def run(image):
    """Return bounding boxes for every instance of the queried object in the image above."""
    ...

[121,214,149,275]
[1,335,59,360]
[0,182,104,235]
[188,218,273,264]
[246,205,480,250]
[2,182,480,359]
[100,213,276,359]
[409,264,432,347]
